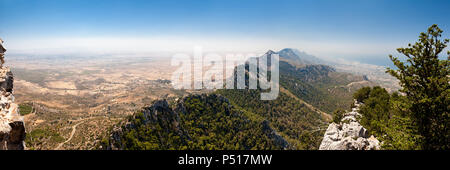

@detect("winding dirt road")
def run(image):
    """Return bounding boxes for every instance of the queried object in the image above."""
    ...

[55,120,86,150]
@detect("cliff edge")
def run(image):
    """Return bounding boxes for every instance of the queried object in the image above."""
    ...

[0,39,26,150]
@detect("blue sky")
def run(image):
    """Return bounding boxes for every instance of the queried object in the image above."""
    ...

[1,0,449,66]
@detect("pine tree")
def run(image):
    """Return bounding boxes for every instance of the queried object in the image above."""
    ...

[387,24,449,150]
[332,109,345,124]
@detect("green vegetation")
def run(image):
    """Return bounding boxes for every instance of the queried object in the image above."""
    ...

[217,89,327,149]
[279,62,357,113]
[18,103,33,115]
[352,86,421,150]
[214,61,329,149]
[102,95,284,150]
[353,87,371,103]
[332,109,345,124]
[26,128,65,145]
[100,45,368,150]
[359,86,391,136]
[101,25,450,150]
[11,68,50,86]
[179,95,282,150]
[350,25,449,150]
[386,24,449,150]
[81,69,102,75]
[11,68,77,87]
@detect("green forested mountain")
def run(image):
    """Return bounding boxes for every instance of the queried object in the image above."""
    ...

[215,89,328,149]
[278,58,371,113]
[100,48,376,150]
[216,49,375,149]
[100,94,288,150]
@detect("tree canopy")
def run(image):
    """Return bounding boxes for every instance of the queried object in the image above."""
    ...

[386,24,449,150]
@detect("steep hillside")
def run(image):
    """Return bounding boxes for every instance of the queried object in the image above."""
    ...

[99,94,288,150]
[215,49,370,149]
[215,88,328,149]
[216,49,378,149]
[279,61,373,113]
[100,48,378,150]
[277,48,376,113]
[222,48,375,114]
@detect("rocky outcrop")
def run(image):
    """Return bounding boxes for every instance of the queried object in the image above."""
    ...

[0,39,26,150]
[261,120,290,149]
[0,68,26,150]
[319,100,380,150]
[101,97,197,150]
[102,99,185,150]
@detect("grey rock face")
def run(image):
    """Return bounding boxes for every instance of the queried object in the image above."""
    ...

[319,100,380,150]
[0,67,26,150]
[261,120,290,149]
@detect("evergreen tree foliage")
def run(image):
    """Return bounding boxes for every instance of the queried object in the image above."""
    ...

[386,24,449,150]
[332,109,345,124]
[353,87,371,103]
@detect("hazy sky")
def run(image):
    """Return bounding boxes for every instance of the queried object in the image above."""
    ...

[1,0,449,66]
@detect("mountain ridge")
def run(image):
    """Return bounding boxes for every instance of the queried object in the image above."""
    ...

[100,48,381,150]
[100,94,290,150]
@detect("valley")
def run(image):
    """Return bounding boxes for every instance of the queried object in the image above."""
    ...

[6,49,398,150]
[8,54,191,149]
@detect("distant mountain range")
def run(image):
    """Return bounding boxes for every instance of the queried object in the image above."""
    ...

[278,48,399,92]
[278,48,327,66]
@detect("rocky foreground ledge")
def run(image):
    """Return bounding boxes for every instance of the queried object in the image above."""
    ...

[0,67,26,150]
[319,101,380,150]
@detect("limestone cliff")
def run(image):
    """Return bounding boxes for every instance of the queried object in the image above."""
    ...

[0,39,26,150]
[319,100,380,150]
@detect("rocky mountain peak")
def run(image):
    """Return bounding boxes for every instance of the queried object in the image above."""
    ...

[278,48,325,65]
[265,50,276,55]
[0,39,26,150]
